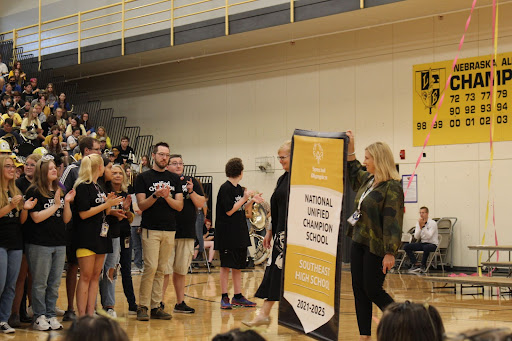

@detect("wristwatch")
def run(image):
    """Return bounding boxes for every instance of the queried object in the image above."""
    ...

[152,193,157,199]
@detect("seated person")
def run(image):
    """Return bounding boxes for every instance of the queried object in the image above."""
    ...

[11,91,24,111]
[21,83,36,104]
[4,75,22,93]
[0,118,23,148]
[17,100,31,118]
[2,105,23,127]
[66,127,81,152]
[34,94,51,118]
[63,315,129,341]
[1,82,13,98]
[193,219,215,267]
[405,206,438,273]
[65,116,86,136]
[377,301,444,341]
[46,133,68,158]
[114,136,134,164]
[33,102,46,124]
[95,126,112,149]
[0,95,11,115]
[42,114,57,137]
[29,78,40,95]
[98,137,107,154]
[20,107,44,144]
[80,112,95,136]
[43,124,63,147]
[53,92,71,112]
[54,107,67,133]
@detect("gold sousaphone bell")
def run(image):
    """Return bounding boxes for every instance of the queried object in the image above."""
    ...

[250,202,269,231]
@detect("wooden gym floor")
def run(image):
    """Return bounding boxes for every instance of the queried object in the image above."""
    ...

[7,265,512,341]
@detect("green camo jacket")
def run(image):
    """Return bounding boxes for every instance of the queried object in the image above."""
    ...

[346,160,404,257]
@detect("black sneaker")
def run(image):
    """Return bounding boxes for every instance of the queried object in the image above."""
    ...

[173,301,195,314]
[129,304,138,316]
[151,307,172,320]
[62,310,77,322]
[159,302,165,310]
[137,306,150,321]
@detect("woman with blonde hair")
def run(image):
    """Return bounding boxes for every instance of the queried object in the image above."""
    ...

[95,127,112,150]
[20,108,44,143]
[73,154,123,317]
[345,130,404,341]
[25,155,75,331]
[0,155,36,334]
[243,140,290,327]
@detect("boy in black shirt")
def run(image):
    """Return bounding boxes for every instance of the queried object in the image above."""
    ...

[134,142,183,321]
[162,155,205,314]
[215,157,262,309]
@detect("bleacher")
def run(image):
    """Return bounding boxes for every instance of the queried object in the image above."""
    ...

[0,35,154,161]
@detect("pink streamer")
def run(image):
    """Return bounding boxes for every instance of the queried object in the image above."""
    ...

[404,0,478,197]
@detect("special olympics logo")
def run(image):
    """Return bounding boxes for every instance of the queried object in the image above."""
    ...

[313,143,323,164]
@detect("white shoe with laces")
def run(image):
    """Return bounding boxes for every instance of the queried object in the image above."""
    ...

[106,308,117,318]
[47,317,63,330]
[55,307,65,317]
[33,315,51,331]
[0,322,15,333]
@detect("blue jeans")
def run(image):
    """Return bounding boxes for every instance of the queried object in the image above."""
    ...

[0,248,22,322]
[404,242,438,267]
[131,226,143,269]
[26,244,66,318]
[99,237,120,308]
[119,236,136,308]
[195,210,205,253]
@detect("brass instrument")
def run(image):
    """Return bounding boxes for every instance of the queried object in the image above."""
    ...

[248,193,269,232]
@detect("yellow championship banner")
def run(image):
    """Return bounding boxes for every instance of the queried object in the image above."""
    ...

[278,130,346,341]
[413,52,512,146]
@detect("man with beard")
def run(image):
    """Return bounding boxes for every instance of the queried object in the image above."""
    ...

[135,142,183,321]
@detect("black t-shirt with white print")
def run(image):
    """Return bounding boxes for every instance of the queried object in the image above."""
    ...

[74,182,112,254]
[105,187,130,239]
[214,180,250,250]
[134,169,180,231]
[175,176,204,239]
[0,191,23,250]
[26,187,66,246]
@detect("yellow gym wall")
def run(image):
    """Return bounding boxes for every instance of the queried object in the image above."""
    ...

[78,4,512,268]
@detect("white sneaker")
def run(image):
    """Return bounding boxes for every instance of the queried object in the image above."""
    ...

[55,307,65,317]
[0,322,15,334]
[33,315,51,331]
[27,306,34,318]
[47,317,63,330]
[106,308,117,318]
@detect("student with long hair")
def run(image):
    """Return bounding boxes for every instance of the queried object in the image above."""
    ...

[95,127,112,150]
[9,154,42,328]
[73,154,123,317]
[100,164,137,316]
[0,155,36,334]
[26,155,75,331]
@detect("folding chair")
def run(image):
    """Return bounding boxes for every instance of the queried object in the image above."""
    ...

[189,249,211,274]
[397,233,413,271]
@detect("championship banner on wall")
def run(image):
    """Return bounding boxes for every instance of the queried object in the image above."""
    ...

[278,129,346,341]
[413,52,512,146]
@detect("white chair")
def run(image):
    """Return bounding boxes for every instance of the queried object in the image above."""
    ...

[397,233,413,271]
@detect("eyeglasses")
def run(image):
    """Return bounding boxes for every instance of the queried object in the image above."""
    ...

[169,162,184,166]
[277,155,290,160]
[4,165,15,169]
[156,152,170,158]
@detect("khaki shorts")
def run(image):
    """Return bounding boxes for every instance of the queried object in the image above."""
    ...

[165,238,194,275]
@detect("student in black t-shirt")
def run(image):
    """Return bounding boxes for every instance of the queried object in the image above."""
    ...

[25,155,75,331]
[10,154,42,327]
[114,136,134,164]
[73,154,123,317]
[99,164,137,317]
[162,154,205,314]
[216,157,263,310]
[0,155,36,334]
[134,142,183,321]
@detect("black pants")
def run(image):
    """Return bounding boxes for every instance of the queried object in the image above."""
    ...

[119,237,137,309]
[350,241,394,336]
[403,242,437,267]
